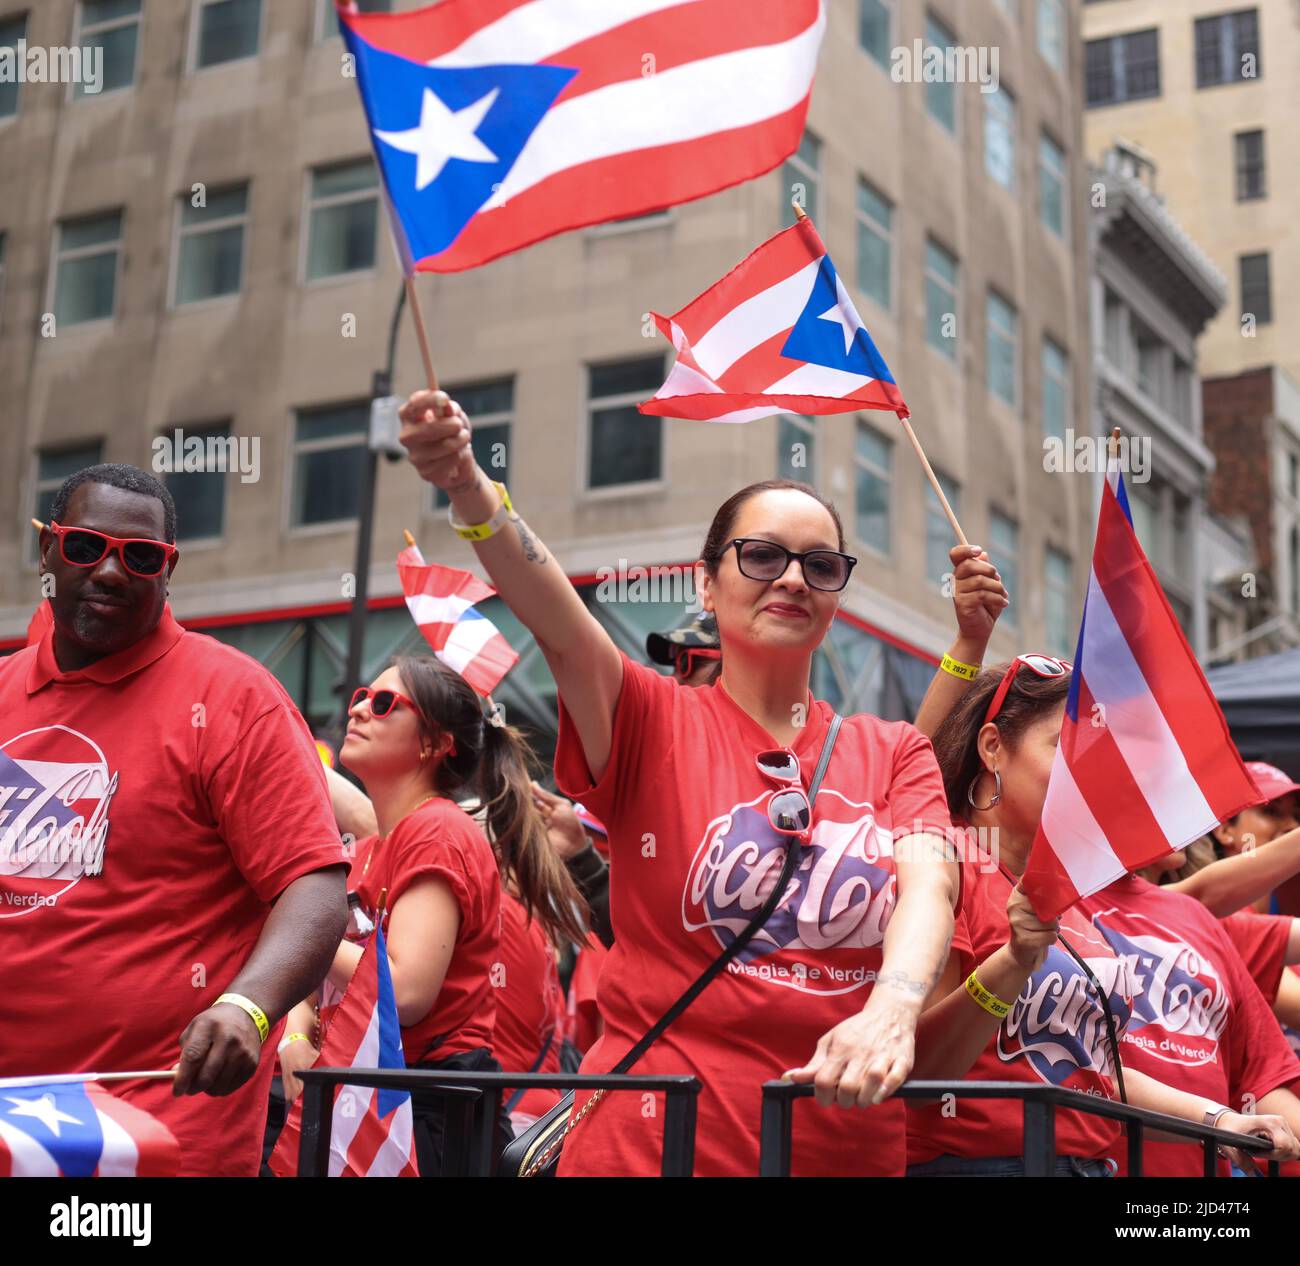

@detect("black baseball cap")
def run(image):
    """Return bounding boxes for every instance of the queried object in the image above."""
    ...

[646,611,719,666]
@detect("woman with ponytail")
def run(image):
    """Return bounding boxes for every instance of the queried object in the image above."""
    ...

[327,654,585,1175]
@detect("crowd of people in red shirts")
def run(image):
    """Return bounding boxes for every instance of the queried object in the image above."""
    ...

[4,385,1300,1179]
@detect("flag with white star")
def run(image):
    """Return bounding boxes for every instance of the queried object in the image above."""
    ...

[639,215,908,423]
[336,0,825,272]
[0,1078,179,1177]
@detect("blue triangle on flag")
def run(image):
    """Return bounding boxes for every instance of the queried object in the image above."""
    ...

[0,1083,104,1177]
[372,924,411,1120]
[343,28,577,261]
[781,255,896,383]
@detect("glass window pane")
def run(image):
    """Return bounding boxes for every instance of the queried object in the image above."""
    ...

[589,358,663,399]
[163,427,230,541]
[435,422,509,508]
[1037,0,1065,70]
[589,405,661,488]
[986,292,1017,405]
[197,0,262,68]
[985,87,1017,189]
[61,212,123,251]
[0,15,27,117]
[39,443,105,486]
[859,0,891,68]
[293,446,365,525]
[453,380,514,418]
[55,252,118,325]
[312,161,378,200]
[297,404,367,443]
[777,415,815,482]
[926,238,957,285]
[307,198,378,279]
[925,16,957,133]
[989,512,1019,623]
[181,186,248,226]
[318,0,391,42]
[857,181,891,229]
[926,473,961,583]
[855,423,890,554]
[75,5,141,97]
[1039,133,1065,235]
[176,223,244,304]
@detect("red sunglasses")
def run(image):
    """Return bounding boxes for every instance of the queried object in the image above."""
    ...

[984,654,1072,725]
[674,647,720,679]
[349,687,458,757]
[755,748,812,840]
[47,521,177,578]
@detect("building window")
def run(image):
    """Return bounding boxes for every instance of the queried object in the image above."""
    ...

[986,291,1018,407]
[859,0,893,69]
[174,184,248,305]
[306,161,379,280]
[1135,321,1165,403]
[855,178,893,312]
[53,211,123,327]
[1195,8,1260,88]
[1039,131,1066,237]
[988,511,1019,625]
[984,84,1017,190]
[777,415,817,484]
[1234,129,1266,201]
[158,423,231,542]
[194,0,262,69]
[925,238,959,361]
[1037,0,1066,70]
[1289,451,1299,502]
[291,404,368,527]
[854,422,891,555]
[925,14,958,135]
[315,0,391,42]
[587,359,664,490]
[0,14,26,118]
[1085,29,1160,107]
[926,471,961,585]
[74,0,142,98]
[782,131,821,225]
[1045,546,1073,658]
[32,442,104,562]
[433,381,513,509]
[1239,252,1271,324]
[1042,336,1069,442]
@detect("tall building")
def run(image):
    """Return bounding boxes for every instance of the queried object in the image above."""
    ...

[0,0,1096,746]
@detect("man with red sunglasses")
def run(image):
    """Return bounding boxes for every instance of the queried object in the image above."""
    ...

[0,464,348,1176]
[646,611,721,686]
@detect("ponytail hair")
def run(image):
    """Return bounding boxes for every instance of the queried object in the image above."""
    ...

[393,655,588,947]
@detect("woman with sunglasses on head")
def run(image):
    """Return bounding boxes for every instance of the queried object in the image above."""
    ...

[401,390,967,1178]
[321,656,586,1176]
[905,548,1300,1175]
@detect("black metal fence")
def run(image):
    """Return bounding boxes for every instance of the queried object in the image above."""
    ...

[295,1068,1279,1177]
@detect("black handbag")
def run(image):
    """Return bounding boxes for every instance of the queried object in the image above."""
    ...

[501,715,844,1177]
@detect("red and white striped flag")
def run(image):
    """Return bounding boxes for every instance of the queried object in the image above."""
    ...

[1022,465,1261,919]
[398,545,517,697]
[639,217,907,423]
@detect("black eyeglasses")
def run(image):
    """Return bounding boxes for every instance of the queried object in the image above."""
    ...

[728,538,857,593]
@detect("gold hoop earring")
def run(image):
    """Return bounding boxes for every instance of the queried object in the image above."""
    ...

[966,769,1002,811]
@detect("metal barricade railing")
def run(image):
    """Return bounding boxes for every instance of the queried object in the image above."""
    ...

[295,1068,701,1177]
[759,1080,1280,1178]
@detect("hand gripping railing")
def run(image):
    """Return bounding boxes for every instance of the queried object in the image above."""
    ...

[758,1080,1280,1178]
[294,1068,701,1176]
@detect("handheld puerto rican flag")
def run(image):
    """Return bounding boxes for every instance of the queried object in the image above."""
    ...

[398,543,517,697]
[0,1078,179,1177]
[639,215,907,423]
[270,923,418,1178]
[1021,462,1262,920]
[336,0,825,272]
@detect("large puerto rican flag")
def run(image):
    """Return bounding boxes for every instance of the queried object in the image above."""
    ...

[270,922,418,1178]
[337,0,826,272]
[1022,462,1261,920]
[0,1078,179,1177]
[639,216,907,423]
[398,545,517,697]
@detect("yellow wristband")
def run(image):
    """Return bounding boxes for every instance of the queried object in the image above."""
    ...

[964,970,1012,1019]
[277,1032,311,1054]
[941,652,981,682]
[449,481,513,541]
[214,992,270,1044]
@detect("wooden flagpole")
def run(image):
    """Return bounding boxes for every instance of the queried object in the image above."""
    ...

[790,198,968,547]
[403,277,440,393]
[0,1070,176,1090]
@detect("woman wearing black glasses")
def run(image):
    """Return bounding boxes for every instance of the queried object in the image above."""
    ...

[316,657,585,1175]
[904,547,1300,1175]
[400,390,968,1178]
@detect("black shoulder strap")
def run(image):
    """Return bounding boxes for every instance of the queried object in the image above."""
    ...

[612,714,844,1075]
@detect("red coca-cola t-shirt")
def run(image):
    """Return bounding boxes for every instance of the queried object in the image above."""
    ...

[0,610,348,1176]
[569,934,609,1056]
[553,653,958,1178]
[351,798,500,1065]
[907,855,1135,1167]
[493,892,564,1119]
[1221,910,1292,1005]
[1081,874,1300,1177]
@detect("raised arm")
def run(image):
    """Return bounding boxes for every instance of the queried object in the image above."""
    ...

[913,544,1009,739]
[1166,826,1300,917]
[400,390,624,780]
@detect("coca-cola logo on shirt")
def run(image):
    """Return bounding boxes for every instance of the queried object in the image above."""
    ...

[998,944,1134,1085]
[1090,909,1229,1068]
[681,789,896,994]
[0,725,119,918]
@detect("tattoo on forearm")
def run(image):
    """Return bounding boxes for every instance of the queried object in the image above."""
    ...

[876,970,932,998]
[509,513,549,565]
